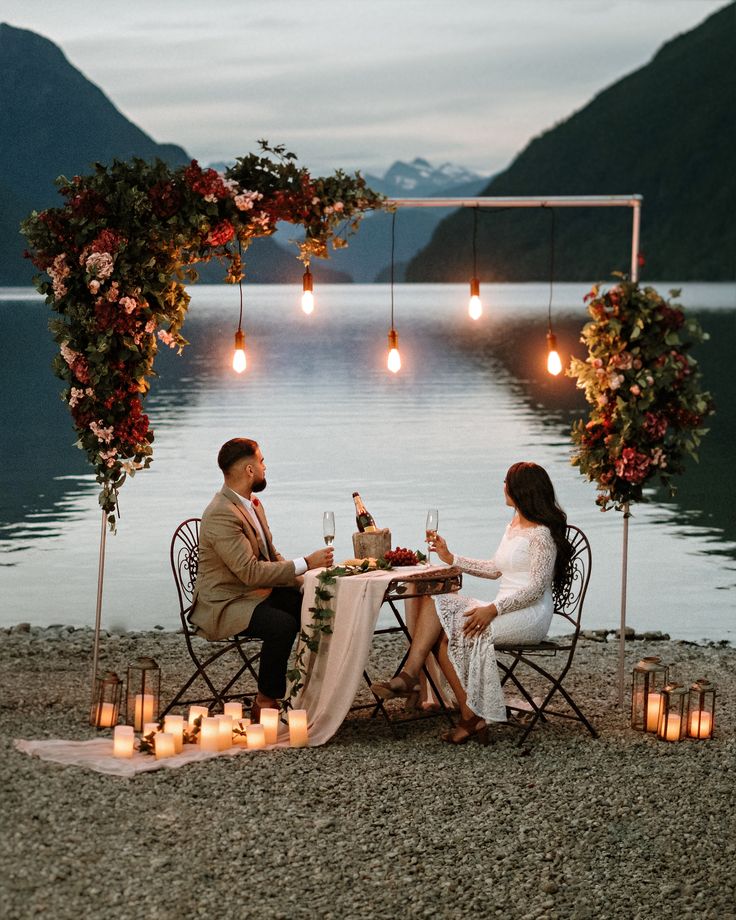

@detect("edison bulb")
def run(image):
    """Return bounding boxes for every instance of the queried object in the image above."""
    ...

[301,290,314,315]
[233,348,247,373]
[547,349,562,376]
[387,347,401,373]
[232,329,246,373]
[468,295,482,320]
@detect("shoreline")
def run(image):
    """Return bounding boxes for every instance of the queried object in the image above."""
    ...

[2,625,734,918]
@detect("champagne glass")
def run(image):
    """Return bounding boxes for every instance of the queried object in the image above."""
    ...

[323,511,335,547]
[425,509,439,563]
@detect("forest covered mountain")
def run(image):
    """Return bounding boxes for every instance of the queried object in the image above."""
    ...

[407,2,736,282]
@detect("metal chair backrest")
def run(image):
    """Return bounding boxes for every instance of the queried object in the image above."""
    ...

[552,524,592,636]
[170,518,201,629]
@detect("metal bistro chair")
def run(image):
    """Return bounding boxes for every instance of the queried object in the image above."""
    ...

[361,566,463,726]
[496,524,598,745]
[159,518,262,719]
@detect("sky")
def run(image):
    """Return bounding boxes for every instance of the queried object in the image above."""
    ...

[2,0,730,177]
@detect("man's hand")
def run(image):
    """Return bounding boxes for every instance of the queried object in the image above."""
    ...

[306,547,334,570]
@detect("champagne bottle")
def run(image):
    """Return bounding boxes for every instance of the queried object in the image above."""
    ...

[352,492,378,533]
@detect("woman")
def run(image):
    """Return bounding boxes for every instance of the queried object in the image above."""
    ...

[371,462,573,744]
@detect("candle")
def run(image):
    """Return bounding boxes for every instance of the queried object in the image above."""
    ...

[288,710,309,748]
[688,710,712,739]
[97,702,117,728]
[134,693,155,731]
[143,722,159,738]
[200,717,221,752]
[217,715,233,750]
[260,708,279,745]
[246,724,266,750]
[663,713,682,742]
[164,715,184,753]
[155,732,176,760]
[113,725,135,758]
[645,693,662,732]
[223,702,243,721]
[188,705,209,729]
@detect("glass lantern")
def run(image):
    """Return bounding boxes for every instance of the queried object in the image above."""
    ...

[126,657,161,731]
[90,671,122,728]
[687,679,716,740]
[631,656,669,732]
[656,683,687,742]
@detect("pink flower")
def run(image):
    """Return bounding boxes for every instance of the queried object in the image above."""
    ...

[615,447,651,484]
[89,280,101,294]
[90,420,115,444]
[119,296,137,314]
[158,330,176,348]
[85,251,114,280]
[630,384,641,396]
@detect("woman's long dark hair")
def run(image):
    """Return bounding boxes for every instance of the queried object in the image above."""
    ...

[505,462,573,591]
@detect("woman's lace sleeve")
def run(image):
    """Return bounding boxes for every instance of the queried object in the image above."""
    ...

[495,528,556,616]
[451,555,502,580]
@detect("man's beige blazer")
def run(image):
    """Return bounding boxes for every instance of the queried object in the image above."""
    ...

[189,486,299,640]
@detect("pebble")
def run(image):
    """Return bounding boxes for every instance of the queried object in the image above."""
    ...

[0,626,733,920]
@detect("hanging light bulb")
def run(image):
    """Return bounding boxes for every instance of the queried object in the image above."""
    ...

[468,277,482,320]
[387,328,401,374]
[546,331,562,376]
[233,329,247,373]
[301,266,314,315]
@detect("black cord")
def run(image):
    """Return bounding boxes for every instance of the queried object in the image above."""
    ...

[472,205,479,278]
[390,210,396,328]
[237,239,244,333]
[544,205,556,333]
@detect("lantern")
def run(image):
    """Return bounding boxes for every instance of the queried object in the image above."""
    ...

[630,656,669,732]
[656,683,687,742]
[687,679,716,740]
[90,670,122,728]
[125,657,161,731]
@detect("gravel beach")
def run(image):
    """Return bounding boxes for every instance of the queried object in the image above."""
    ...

[1,625,734,920]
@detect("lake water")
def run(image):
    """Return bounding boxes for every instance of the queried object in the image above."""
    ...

[1,282,734,641]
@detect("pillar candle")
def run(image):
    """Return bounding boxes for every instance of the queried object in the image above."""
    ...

[164,715,184,753]
[688,710,712,739]
[134,693,155,731]
[200,716,221,752]
[223,702,243,721]
[188,705,209,729]
[97,702,117,728]
[288,710,309,748]
[113,725,135,758]
[246,724,266,750]
[645,693,662,732]
[217,715,233,750]
[155,732,176,760]
[260,707,279,745]
[663,713,682,742]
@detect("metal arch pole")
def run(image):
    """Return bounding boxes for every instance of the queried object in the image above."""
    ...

[90,509,107,701]
[618,200,642,705]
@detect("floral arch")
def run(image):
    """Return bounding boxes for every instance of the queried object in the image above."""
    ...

[23,143,384,525]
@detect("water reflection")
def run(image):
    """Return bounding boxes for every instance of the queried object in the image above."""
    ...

[1,283,734,639]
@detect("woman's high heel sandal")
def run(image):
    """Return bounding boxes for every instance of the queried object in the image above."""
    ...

[441,716,489,746]
[370,670,420,708]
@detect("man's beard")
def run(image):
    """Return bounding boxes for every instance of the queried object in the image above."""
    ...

[252,476,267,493]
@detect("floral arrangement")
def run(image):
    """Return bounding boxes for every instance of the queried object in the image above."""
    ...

[22,142,384,526]
[568,278,714,510]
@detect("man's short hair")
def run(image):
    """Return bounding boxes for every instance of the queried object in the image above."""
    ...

[217,438,258,473]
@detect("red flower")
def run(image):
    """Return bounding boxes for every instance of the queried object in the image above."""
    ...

[207,220,235,247]
[149,181,183,219]
[614,447,651,484]
[90,229,126,254]
[184,161,229,201]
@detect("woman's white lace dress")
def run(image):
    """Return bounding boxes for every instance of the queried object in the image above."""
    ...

[435,523,557,722]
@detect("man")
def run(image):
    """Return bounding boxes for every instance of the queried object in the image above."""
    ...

[190,438,333,718]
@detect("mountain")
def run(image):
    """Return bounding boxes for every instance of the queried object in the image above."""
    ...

[0,23,190,284]
[407,2,736,282]
[364,157,483,197]
[0,24,347,286]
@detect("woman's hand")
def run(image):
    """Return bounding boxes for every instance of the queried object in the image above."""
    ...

[462,604,497,638]
[430,533,453,564]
